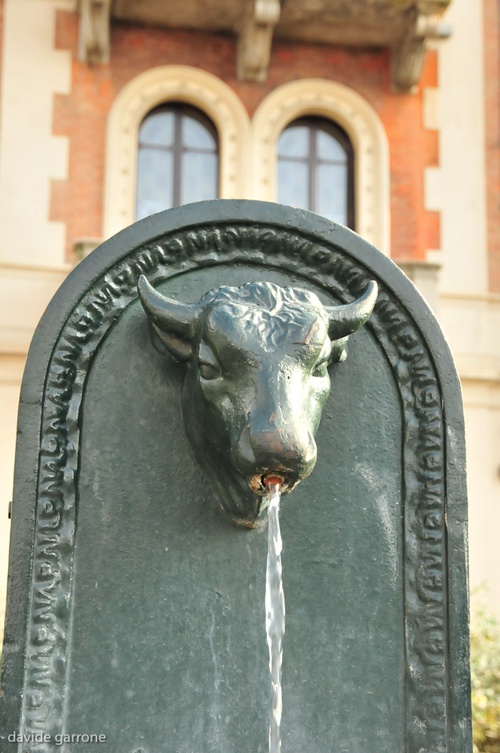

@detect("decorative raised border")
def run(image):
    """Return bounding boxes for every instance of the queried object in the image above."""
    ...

[103,66,252,238]
[20,223,446,752]
[251,80,391,254]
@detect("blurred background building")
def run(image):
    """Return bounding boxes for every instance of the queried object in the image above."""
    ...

[0,0,499,638]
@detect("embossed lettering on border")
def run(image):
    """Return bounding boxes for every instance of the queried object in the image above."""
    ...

[20,224,446,752]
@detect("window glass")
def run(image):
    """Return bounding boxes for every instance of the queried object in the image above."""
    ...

[139,110,175,148]
[316,129,346,162]
[136,150,173,220]
[136,103,219,220]
[277,116,354,228]
[182,116,217,151]
[278,125,309,159]
[277,161,309,209]
[316,163,347,224]
[181,152,219,205]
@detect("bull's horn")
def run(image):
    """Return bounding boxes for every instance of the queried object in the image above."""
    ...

[326,280,378,340]
[137,275,200,361]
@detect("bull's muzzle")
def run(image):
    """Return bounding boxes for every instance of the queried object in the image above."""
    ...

[235,424,317,494]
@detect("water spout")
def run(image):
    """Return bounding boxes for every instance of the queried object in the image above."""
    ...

[265,478,285,753]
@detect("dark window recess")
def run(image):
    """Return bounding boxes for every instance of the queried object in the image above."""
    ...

[136,103,219,220]
[277,117,355,229]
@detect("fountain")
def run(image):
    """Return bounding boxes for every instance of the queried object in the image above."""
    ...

[0,201,471,753]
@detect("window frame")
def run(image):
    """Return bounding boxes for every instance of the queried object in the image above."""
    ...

[104,66,251,239]
[251,79,390,254]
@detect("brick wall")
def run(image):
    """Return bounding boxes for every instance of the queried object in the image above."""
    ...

[52,11,440,263]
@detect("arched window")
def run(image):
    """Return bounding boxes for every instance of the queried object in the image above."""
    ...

[136,103,219,220]
[277,117,354,228]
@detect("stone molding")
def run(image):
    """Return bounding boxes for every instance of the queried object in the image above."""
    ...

[79,1,453,89]
[237,0,281,82]
[251,79,391,255]
[439,291,500,383]
[73,237,103,262]
[391,10,451,91]
[397,258,442,313]
[0,264,71,355]
[103,66,252,238]
[77,0,111,64]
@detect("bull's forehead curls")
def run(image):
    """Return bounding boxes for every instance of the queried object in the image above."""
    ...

[201,282,330,354]
[138,276,377,363]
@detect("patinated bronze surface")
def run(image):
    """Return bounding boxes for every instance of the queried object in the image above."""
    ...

[138,277,377,527]
[0,201,471,753]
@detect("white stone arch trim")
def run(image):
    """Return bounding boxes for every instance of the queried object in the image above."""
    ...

[251,79,390,255]
[103,66,251,238]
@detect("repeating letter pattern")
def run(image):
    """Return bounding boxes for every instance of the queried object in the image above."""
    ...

[20,224,447,752]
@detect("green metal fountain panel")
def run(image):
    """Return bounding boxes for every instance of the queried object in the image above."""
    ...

[0,201,471,753]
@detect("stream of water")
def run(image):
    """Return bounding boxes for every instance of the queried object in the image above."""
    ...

[265,483,285,753]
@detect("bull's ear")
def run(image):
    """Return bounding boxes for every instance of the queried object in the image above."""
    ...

[137,275,199,362]
[325,281,378,341]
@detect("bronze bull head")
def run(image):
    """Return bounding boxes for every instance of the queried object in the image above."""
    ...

[138,277,377,528]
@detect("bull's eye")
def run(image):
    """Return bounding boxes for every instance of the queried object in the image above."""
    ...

[199,361,222,381]
[312,360,329,378]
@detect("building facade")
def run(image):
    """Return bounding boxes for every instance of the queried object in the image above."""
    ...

[0,0,499,635]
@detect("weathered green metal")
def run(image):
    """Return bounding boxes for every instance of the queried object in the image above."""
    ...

[138,276,377,527]
[0,201,471,753]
